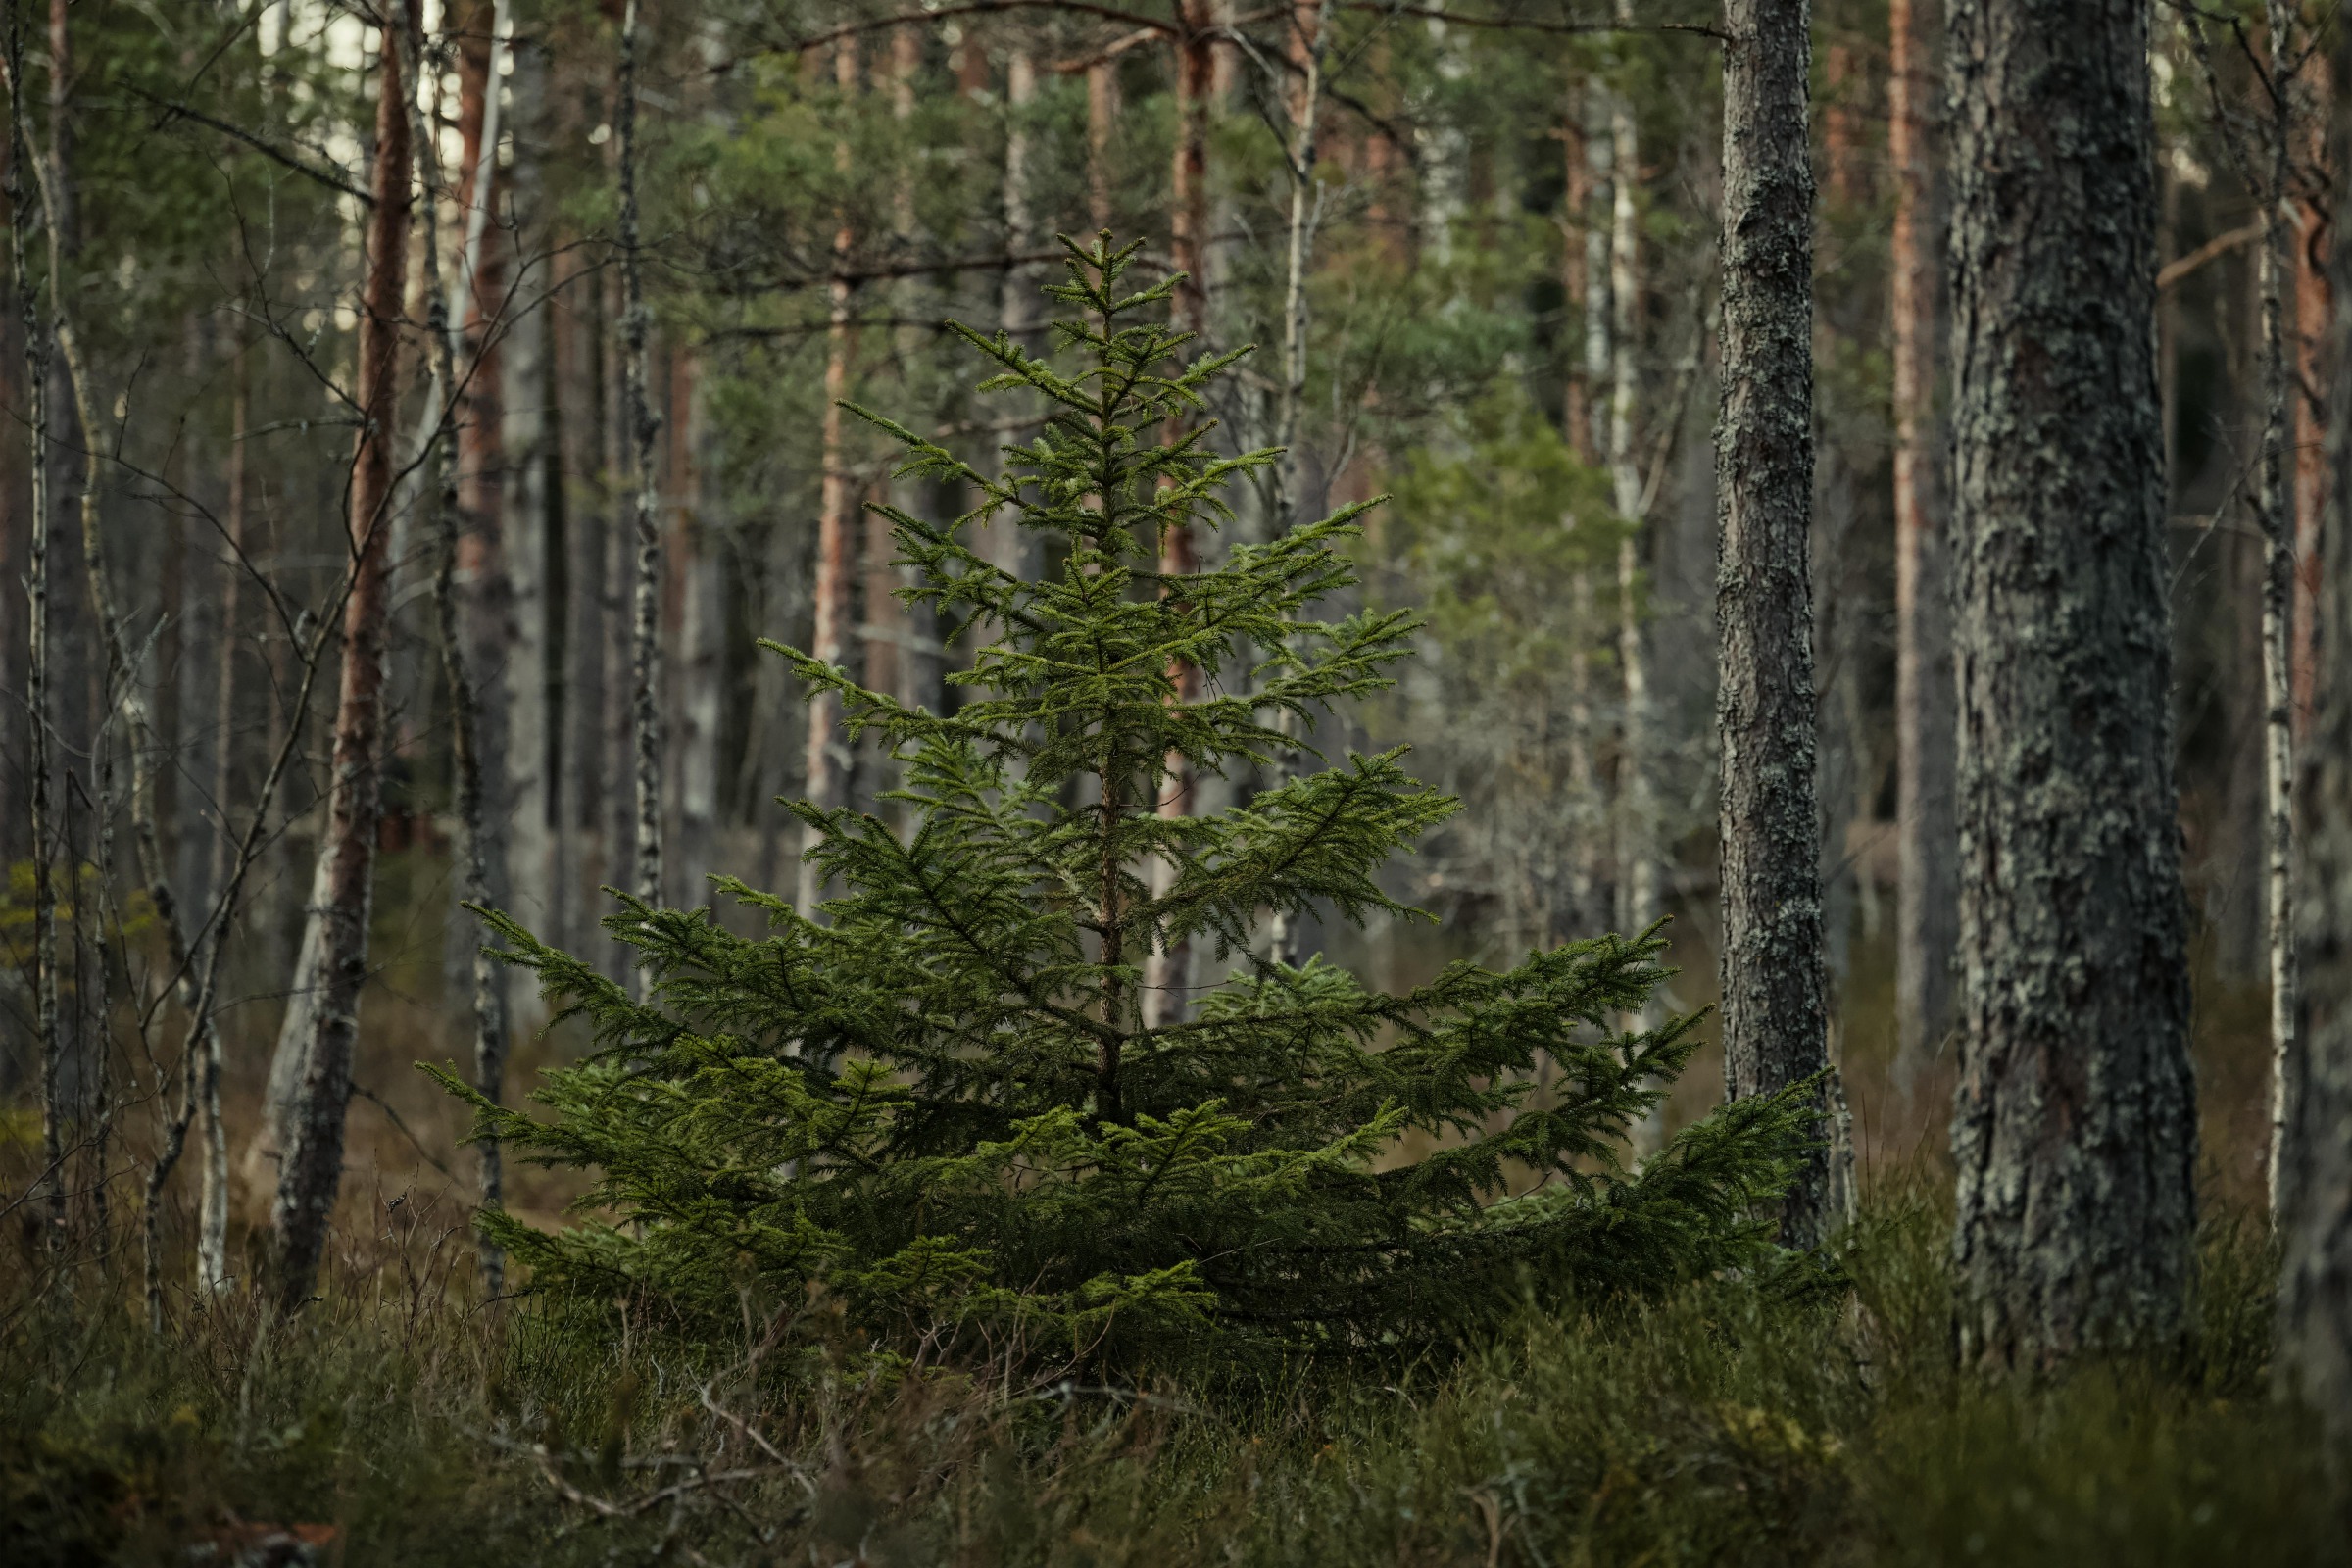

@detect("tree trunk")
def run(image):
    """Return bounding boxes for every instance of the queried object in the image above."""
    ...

[995,41,1041,585]
[673,353,722,895]
[452,0,517,1045]
[56,306,237,1321]
[200,357,247,1294]
[502,32,556,960]
[1716,0,1837,1248]
[558,249,612,960]
[1562,101,1592,466]
[588,260,632,972]
[892,25,943,727]
[1603,88,1659,968]
[2278,24,2352,1424]
[2292,62,2332,750]
[2260,0,2300,1217]
[1889,0,1958,1086]
[619,0,663,918]
[1945,0,2197,1369]
[1582,101,1614,472]
[799,37,859,918]
[1088,59,1119,234]
[9,3,64,1276]
[1144,6,1216,1020]
[268,13,413,1308]
[414,0,514,1294]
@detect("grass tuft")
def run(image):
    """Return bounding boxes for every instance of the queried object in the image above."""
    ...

[4,1189,2341,1566]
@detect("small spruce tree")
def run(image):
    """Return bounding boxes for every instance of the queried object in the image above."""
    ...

[436,237,1812,1367]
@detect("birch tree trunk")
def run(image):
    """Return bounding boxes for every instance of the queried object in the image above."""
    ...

[2278,27,2352,1420]
[1607,89,1656,951]
[996,41,1041,585]
[452,0,517,1058]
[891,25,942,726]
[9,1,64,1276]
[268,13,412,1307]
[54,306,237,1316]
[1716,0,1838,1248]
[502,35,556,956]
[799,36,859,918]
[619,0,663,918]
[1945,0,2197,1369]
[201,359,248,1293]
[2261,0,2300,1218]
[1889,0,1958,1085]
[1583,104,1614,473]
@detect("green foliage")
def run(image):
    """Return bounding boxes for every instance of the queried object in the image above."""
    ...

[435,236,1811,1368]
[1387,388,1626,697]
[4,1203,2332,1567]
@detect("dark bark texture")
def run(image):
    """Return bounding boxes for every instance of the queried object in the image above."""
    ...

[2275,33,2352,1432]
[1944,0,2197,1370]
[1715,0,1834,1247]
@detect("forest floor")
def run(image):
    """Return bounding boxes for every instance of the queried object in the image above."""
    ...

[4,1187,2342,1568]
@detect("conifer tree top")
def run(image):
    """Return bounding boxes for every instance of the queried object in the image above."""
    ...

[438,236,1813,1369]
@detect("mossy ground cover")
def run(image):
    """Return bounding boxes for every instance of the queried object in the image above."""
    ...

[5,1189,2338,1567]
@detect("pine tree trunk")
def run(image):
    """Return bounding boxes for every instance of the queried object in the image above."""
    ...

[1716,0,1837,1248]
[2278,39,2352,1423]
[1145,6,1215,1019]
[1945,0,2197,1369]
[619,0,663,916]
[1889,0,1958,1086]
[268,13,412,1308]
[800,37,859,918]
[1088,60,1119,234]
[2291,63,2332,749]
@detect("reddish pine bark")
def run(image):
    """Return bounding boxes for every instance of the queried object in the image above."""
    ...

[268,14,414,1308]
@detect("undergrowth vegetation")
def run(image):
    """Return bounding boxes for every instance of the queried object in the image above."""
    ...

[5,1188,2339,1567]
